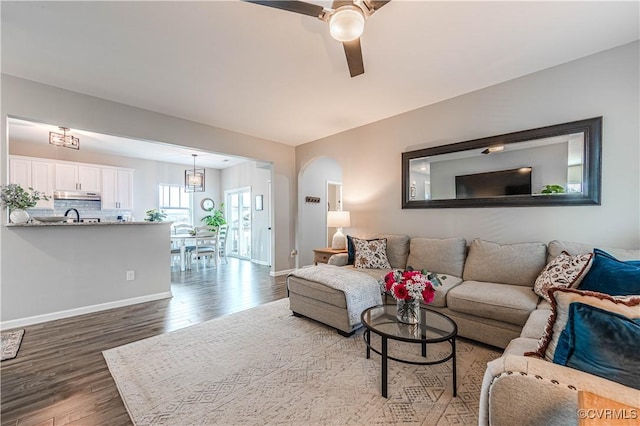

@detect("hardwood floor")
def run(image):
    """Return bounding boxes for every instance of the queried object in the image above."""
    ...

[1,258,287,426]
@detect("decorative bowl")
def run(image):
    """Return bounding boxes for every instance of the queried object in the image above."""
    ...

[33,216,68,223]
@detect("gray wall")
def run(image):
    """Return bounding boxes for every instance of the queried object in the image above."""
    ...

[1,223,171,326]
[1,74,296,272]
[220,161,272,265]
[0,75,296,324]
[9,141,223,223]
[295,42,640,250]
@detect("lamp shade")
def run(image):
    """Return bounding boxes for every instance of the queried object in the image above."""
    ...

[327,211,351,228]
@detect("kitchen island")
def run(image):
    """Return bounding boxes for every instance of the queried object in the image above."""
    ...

[6,220,165,227]
[1,221,172,329]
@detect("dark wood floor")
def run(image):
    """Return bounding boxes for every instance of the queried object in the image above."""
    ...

[1,258,287,426]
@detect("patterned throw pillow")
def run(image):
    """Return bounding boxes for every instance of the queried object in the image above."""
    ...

[533,251,593,302]
[353,237,392,269]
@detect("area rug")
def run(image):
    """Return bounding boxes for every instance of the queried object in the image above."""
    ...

[1,329,25,361]
[103,299,500,425]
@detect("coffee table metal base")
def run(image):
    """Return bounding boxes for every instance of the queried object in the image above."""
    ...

[361,305,458,398]
[363,328,457,398]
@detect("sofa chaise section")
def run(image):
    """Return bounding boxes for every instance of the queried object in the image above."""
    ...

[287,265,383,336]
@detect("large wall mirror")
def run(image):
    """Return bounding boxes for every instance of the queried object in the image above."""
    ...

[402,117,602,208]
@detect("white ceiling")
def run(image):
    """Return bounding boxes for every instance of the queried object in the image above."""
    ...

[8,117,248,169]
[2,1,638,148]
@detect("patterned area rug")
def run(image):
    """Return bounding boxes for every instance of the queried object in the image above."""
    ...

[103,299,500,425]
[1,329,25,361]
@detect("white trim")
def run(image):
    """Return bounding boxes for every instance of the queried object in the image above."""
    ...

[251,259,270,266]
[326,180,343,247]
[0,291,173,329]
[270,268,295,277]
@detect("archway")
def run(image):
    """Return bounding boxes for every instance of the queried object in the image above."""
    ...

[297,156,343,267]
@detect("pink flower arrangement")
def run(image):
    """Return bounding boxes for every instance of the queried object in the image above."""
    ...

[384,269,437,304]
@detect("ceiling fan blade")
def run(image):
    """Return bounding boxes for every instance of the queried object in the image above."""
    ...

[343,38,364,77]
[243,1,325,18]
[331,0,351,8]
[368,0,390,10]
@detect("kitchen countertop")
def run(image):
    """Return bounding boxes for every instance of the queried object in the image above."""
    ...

[6,221,170,227]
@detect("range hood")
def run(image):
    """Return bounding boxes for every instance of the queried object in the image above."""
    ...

[53,190,101,201]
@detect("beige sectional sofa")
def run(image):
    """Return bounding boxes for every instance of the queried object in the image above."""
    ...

[478,240,640,426]
[287,234,640,425]
[291,233,548,348]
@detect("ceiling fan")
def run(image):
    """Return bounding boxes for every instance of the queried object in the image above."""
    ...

[244,0,390,77]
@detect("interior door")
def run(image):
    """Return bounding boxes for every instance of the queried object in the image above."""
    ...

[226,187,252,259]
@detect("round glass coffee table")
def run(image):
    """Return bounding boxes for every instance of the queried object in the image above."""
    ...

[361,304,458,398]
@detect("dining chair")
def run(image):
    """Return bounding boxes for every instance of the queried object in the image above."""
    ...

[217,224,229,265]
[171,224,194,269]
[172,224,193,236]
[170,243,182,268]
[188,226,218,268]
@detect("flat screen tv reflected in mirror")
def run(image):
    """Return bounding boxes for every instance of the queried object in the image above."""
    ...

[455,167,532,199]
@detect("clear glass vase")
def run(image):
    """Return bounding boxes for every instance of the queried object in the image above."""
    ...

[396,298,420,324]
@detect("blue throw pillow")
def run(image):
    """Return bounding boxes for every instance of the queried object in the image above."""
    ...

[553,302,640,389]
[347,235,355,265]
[578,249,640,295]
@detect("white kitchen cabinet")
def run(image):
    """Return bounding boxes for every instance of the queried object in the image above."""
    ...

[9,156,55,209]
[102,167,134,210]
[9,158,31,188]
[31,161,56,208]
[54,163,77,190]
[55,163,101,191]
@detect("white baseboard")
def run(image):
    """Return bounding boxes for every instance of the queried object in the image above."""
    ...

[251,259,270,266]
[0,291,173,330]
[270,268,295,277]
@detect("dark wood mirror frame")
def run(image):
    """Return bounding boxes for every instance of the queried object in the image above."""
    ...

[402,117,602,208]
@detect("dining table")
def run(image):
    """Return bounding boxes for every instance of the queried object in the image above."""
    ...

[171,232,218,271]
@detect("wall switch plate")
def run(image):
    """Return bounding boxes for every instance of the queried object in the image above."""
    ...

[126,270,135,281]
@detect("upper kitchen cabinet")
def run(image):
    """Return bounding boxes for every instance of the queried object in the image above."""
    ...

[9,156,55,209]
[55,163,101,192]
[102,167,134,210]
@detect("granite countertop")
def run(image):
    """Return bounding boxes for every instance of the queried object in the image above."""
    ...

[6,221,170,227]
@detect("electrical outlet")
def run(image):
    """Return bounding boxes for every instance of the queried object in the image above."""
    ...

[126,270,135,281]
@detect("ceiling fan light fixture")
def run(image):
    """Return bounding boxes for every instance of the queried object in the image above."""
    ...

[329,6,365,42]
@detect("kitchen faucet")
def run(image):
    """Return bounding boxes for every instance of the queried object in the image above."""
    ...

[64,208,80,223]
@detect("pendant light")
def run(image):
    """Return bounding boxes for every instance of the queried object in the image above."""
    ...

[185,154,205,192]
[49,127,80,150]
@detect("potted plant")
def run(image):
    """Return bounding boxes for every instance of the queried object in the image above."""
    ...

[0,184,49,223]
[145,209,167,222]
[201,203,226,230]
[541,184,566,194]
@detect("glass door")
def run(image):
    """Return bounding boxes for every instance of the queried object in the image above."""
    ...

[226,187,252,259]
